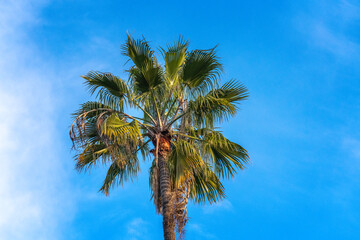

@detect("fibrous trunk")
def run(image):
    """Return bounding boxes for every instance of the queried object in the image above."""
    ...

[174,181,190,239]
[158,135,176,240]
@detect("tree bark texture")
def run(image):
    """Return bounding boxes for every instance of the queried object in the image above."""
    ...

[158,135,175,240]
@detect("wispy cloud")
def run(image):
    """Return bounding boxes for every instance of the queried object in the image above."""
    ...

[309,22,358,57]
[187,223,218,239]
[338,0,360,22]
[295,0,360,59]
[202,199,233,214]
[0,1,74,239]
[125,218,150,240]
[342,137,360,159]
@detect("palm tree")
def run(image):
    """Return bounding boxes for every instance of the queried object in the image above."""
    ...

[70,34,249,240]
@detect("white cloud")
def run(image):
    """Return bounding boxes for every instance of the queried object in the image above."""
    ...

[202,199,233,214]
[125,218,150,240]
[0,1,74,239]
[295,0,360,59]
[342,137,360,159]
[338,0,360,22]
[187,223,217,239]
[309,22,358,57]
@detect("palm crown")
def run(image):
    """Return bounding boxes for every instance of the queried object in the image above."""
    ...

[70,34,249,240]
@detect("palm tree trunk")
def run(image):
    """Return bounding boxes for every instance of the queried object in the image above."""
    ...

[158,143,175,240]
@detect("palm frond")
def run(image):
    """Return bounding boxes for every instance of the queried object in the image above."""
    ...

[169,139,204,187]
[122,33,155,69]
[82,71,128,111]
[71,101,113,118]
[189,164,225,204]
[162,36,189,80]
[70,101,114,149]
[201,131,249,178]
[188,80,249,127]
[74,142,111,172]
[181,47,222,96]
[128,63,163,94]
[122,34,164,94]
[100,113,143,145]
[99,157,140,195]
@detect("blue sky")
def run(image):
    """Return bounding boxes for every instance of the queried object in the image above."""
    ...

[1,0,360,239]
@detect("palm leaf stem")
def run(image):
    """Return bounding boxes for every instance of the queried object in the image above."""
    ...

[152,91,163,127]
[163,97,179,124]
[133,101,158,125]
[167,112,187,128]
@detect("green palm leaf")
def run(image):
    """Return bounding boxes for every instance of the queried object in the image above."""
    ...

[188,80,249,127]
[123,34,163,94]
[181,48,222,96]
[100,157,140,195]
[189,164,225,204]
[100,113,142,145]
[162,36,189,80]
[128,63,163,94]
[82,71,128,111]
[201,131,249,178]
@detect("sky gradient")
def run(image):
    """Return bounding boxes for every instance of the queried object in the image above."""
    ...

[1,0,360,239]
